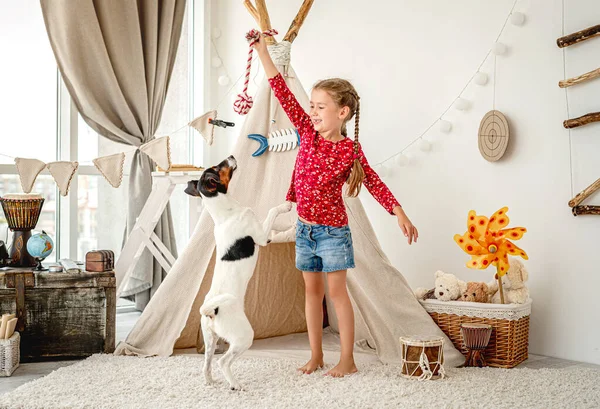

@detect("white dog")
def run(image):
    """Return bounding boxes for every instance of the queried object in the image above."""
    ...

[185,155,291,390]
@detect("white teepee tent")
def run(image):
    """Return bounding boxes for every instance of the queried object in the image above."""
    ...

[115,0,464,367]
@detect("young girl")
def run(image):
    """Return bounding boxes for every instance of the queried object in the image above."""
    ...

[254,36,418,378]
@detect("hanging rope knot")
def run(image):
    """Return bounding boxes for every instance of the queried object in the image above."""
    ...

[245,28,262,46]
[233,29,279,115]
[233,92,253,115]
[245,28,278,47]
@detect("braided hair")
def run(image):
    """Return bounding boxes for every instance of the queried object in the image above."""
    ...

[312,79,365,197]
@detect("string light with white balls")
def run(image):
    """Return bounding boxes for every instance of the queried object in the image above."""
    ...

[210,27,233,88]
[206,4,525,177]
[373,1,523,177]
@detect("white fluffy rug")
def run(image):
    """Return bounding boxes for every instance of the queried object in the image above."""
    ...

[1,354,599,409]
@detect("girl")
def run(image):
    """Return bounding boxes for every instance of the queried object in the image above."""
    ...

[254,36,418,378]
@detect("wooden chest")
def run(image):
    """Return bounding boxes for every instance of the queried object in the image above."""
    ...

[0,269,116,362]
[85,250,115,272]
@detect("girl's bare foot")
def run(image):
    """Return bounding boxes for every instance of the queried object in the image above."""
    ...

[298,357,324,374]
[325,359,358,378]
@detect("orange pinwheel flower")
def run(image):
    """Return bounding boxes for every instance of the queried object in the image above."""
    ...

[454,207,528,277]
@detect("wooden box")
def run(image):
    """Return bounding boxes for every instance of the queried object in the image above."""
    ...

[85,250,115,272]
[0,269,116,362]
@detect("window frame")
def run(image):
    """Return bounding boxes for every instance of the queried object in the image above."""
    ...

[1,0,208,261]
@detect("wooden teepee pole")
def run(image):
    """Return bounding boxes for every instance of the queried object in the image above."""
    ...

[255,0,275,44]
[283,0,314,43]
[243,0,259,23]
[243,0,275,44]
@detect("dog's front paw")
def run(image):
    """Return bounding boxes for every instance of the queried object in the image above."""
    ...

[205,376,215,386]
[277,201,293,213]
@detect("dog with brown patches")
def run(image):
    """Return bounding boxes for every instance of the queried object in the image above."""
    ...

[185,155,292,390]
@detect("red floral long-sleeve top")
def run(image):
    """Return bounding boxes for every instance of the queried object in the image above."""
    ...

[268,73,400,227]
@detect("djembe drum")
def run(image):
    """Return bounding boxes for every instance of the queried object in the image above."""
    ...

[399,335,446,380]
[0,194,45,267]
[460,323,493,367]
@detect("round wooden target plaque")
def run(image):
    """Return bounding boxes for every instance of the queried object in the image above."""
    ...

[478,110,509,162]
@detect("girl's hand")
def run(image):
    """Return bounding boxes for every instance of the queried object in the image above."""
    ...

[393,206,418,245]
[252,33,268,55]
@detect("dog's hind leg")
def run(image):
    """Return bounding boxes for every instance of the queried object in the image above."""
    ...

[217,334,253,391]
[201,317,218,385]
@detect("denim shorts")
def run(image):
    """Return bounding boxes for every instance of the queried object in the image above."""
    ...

[295,219,355,273]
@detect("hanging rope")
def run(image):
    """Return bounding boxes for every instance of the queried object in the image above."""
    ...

[233,28,278,115]
[418,350,433,381]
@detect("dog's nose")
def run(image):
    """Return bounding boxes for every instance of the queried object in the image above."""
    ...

[439,292,444,296]
[228,155,237,170]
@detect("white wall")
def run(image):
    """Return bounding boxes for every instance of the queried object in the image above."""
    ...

[205,0,600,365]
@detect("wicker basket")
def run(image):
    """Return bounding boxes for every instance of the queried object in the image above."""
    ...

[420,299,531,368]
[0,332,20,376]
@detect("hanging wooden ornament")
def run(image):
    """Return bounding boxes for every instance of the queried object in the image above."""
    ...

[478,110,510,162]
[46,161,79,196]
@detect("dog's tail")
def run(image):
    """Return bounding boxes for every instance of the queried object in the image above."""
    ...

[200,294,236,318]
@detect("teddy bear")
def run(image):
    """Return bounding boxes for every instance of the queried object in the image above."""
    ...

[459,282,490,303]
[487,259,529,304]
[415,270,467,301]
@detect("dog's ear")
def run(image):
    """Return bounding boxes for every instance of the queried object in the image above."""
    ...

[205,173,220,191]
[198,172,221,197]
[184,180,201,197]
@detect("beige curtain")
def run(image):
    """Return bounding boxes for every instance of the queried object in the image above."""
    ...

[41,0,186,309]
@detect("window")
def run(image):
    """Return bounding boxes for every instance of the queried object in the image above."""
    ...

[0,2,205,266]
[0,2,58,261]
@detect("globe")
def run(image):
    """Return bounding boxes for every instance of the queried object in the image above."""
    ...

[27,231,54,268]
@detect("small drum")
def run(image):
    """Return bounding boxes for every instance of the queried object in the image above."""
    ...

[0,194,45,267]
[460,323,493,367]
[0,194,44,231]
[399,335,445,380]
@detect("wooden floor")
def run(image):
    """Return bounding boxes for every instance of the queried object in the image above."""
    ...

[1,310,599,395]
